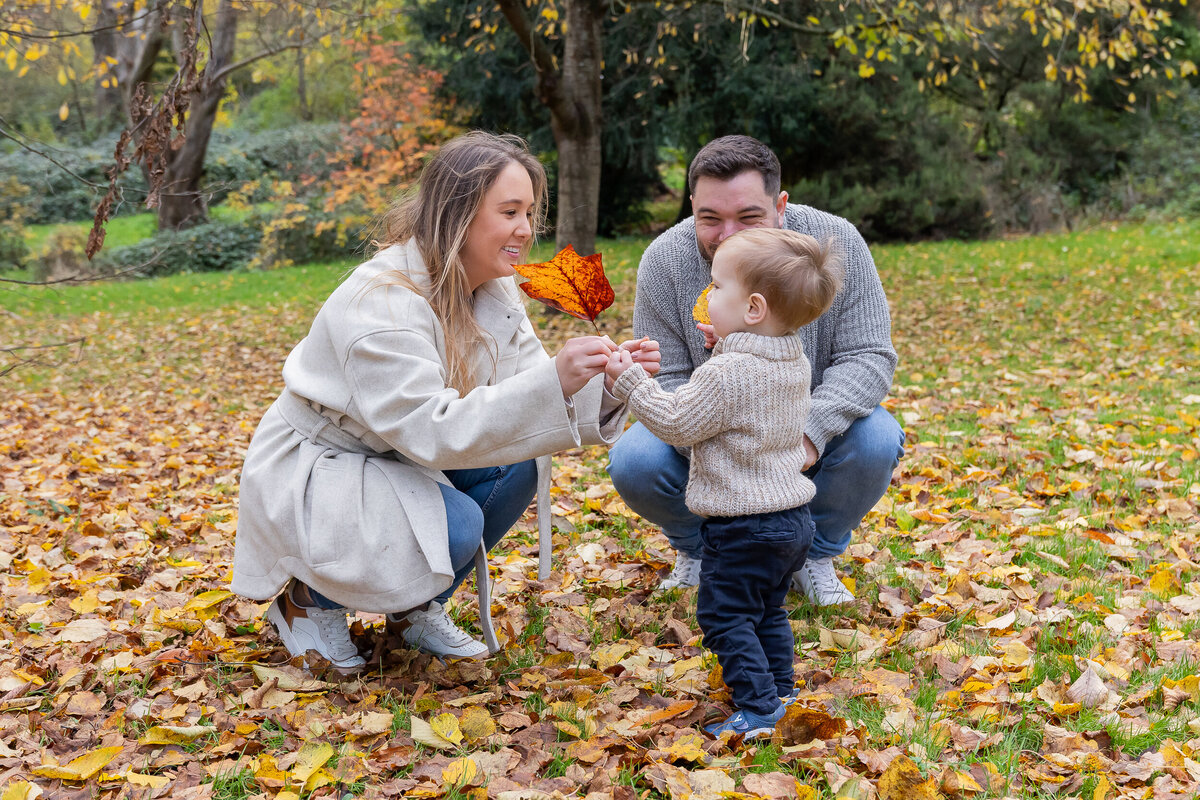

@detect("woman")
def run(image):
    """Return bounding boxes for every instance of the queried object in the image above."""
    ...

[231,132,659,670]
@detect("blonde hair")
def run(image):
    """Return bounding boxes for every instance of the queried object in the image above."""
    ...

[717,228,844,332]
[375,132,548,396]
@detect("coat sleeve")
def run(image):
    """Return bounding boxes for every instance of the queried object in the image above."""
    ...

[806,226,897,455]
[344,325,583,470]
[611,362,728,447]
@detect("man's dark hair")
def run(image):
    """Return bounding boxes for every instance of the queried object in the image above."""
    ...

[687,135,782,198]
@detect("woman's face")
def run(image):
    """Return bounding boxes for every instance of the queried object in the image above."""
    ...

[461,161,535,291]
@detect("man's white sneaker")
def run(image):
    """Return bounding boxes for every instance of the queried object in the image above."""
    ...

[657,551,703,592]
[389,601,490,660]
[266,583,366,672]
[792,557,854,606]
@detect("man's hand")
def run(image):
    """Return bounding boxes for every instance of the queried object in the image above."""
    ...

[618,336,661,376]
[556,336,616,398]
[802,435,818,470]
[696,323,718,349]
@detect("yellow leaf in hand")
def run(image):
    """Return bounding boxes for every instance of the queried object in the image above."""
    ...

[692,282,713,324]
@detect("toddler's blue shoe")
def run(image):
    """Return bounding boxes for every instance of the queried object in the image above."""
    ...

[704,704,785,739]
[780,687,802,706]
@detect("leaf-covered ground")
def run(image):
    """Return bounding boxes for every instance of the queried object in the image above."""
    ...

[1,221,1198,800]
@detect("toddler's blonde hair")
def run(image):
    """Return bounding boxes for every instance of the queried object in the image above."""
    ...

[717,228,843,332]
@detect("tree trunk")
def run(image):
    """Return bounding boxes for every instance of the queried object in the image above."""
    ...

[91,0,125,128]
[156,0,239,230]
[296,36,312,121]
[550,0,603,255]
[497,0,604,255]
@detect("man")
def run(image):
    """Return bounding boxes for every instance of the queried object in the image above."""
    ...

[607,135,904,605]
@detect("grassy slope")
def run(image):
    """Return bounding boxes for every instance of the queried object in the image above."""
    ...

[1,220,1198,798]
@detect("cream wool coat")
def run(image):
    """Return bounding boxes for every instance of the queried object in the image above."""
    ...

[232,240,625,613]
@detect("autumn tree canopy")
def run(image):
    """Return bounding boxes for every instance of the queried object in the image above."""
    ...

[424,0,1197,254]
[2,0,381,247]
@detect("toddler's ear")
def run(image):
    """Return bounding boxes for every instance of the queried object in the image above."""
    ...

[745,292,769,325]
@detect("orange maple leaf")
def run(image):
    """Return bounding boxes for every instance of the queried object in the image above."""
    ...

[514,245,614,328]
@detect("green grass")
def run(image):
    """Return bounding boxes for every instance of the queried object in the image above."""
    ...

[0,258,356,317]
[23,206,253,255]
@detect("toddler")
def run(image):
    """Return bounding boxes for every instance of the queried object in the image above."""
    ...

[606,227,843,739]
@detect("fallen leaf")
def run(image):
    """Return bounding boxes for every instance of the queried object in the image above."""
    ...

[1066,666,1109,708]
[460,706,496,742]
[56,618,109,642]
[138,725,214,745]
[878,754,939,800]
[411,715,460,750]
[33,746,123,781]
[777,705,847,744]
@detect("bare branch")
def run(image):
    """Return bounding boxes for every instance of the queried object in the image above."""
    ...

[0,338,86,378]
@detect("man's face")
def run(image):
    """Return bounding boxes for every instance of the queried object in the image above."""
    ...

[691,170,787,262]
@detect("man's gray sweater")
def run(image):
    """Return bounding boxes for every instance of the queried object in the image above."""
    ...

[632,204,897,456]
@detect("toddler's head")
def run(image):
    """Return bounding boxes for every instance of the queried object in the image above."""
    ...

[713,228,843,335]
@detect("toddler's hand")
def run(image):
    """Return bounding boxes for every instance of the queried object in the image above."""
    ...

[696,323,718,349]
[604,348,635,389]
[618,337,662,376]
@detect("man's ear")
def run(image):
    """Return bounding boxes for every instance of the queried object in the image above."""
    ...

[775,191,788,221]
[745,292,769,325]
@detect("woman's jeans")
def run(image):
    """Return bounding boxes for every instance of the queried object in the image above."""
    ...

[307,459,538,610]
[607,405,905,560]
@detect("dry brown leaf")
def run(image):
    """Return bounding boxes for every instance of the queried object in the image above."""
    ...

[877,754,939,800]
[1066,666,1108,708]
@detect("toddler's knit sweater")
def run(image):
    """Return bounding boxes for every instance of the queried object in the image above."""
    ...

[611,331,815,518]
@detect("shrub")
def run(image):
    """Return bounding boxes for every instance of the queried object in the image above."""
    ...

[93,218,261,277]
[30,228,93,283]
[0,176,33,270]
[0,123,343,224]
[247,202,366,269]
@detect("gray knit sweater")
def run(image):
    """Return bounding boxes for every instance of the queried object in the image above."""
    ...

[633,204,896,457]
[612,331,815,518]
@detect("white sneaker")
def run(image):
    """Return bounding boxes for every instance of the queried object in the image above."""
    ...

[389,601,490,660]
[266,583,366,672]
[792,557,854,605]
[657,551,703,592]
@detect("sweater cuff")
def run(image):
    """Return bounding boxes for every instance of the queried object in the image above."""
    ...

[805,401,845,458]
[611,364,649,401]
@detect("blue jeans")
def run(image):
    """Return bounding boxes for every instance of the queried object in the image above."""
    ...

[607,405,904,560]
[307,460,538,610]
[696,505,813,716]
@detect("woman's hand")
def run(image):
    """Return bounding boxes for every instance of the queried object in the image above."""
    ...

[696,323,718,349]
[618,337,661,377]
[555,336,616,398]
[605,349,635,390]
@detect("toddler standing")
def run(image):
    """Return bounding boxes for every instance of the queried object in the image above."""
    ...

[606,227,843,738]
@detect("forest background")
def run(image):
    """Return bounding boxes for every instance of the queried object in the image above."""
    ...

[2,1,1200,799]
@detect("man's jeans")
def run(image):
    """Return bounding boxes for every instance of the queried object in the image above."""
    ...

[696,505,813,715]
[308,459,538,610]
[607,405,905,560]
